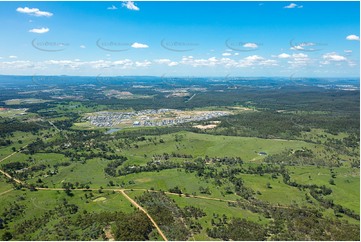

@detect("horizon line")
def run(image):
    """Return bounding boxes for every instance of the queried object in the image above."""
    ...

[0,74,359,79]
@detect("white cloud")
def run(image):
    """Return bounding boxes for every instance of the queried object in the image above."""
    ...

[9,55,18,59]
[135,60,152,67]
[222,52,232,56]
[107,5,118,10]
[287,53,310,67]
[344,50,352,53]
[284,3,303,9]
[29,27,49,34]
[88,60,110,69]
[181,56,218,67]
[244,55,263,61]
[290,42,317,51]
[290,45,304,50]
[113,59,132,66]
[234,53,239,56]
[323,53,347,62]
[243,43,258,48]
[209,57,217,62]
[45,60,84,70]
[238,55,277,67]
[180,55,277,68]
[154,59,179,67]
[154,59,171,64]
[80,45,86,49]
[122,1,139,11]
[168,62,178,67]
[293,53,308,58]
[16,7,53,17]
[346,35,360,41]
[0,60,36,70]
[278,53,291,58]
[131,42,149,48]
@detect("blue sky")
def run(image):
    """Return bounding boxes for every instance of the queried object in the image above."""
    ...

[0,1,359,77]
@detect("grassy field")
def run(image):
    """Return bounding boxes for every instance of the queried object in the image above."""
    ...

[241,173,309,206]
[0,178,13,194]
[0,188,134,239]
[288,165,360,213]
[121,131,316,163]
[171,194,268,240]
[35,157,111,188]
[120,169,240,200]
[126,189,269,241]
[0,131,42,158]
[0,127,359,240]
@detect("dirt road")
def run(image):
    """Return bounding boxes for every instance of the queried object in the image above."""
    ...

[119,189,168,241]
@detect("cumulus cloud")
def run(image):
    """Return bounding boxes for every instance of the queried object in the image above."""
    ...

[122,1,139,11]
[290,45,303,51]
[16,7,53,17]
[113,59,133,66]
[180,56,222,67]
[290,42,318,51]
[107,5,118,10]
[48,59,142,70]
[0,60,36,70]
[154,59,171,64]
[346,35,360,41]
[323,53,347,62]
[135,60,152,67]
[238,55,277,67]
[180,55,277,68]
[154,59,179,66]
[45,60,84,70]
[131,42,149,48]
[222,52,232,56]
[287,53,311,67]
[80,45,86,49]
[29,27,49,34]
[168,62,178,67]
[243,43,258,48]
[0,58,146,72]
[9,55,18,59]
[284,3,303,9]
[278,53,291,58]
[244,55,263,62]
